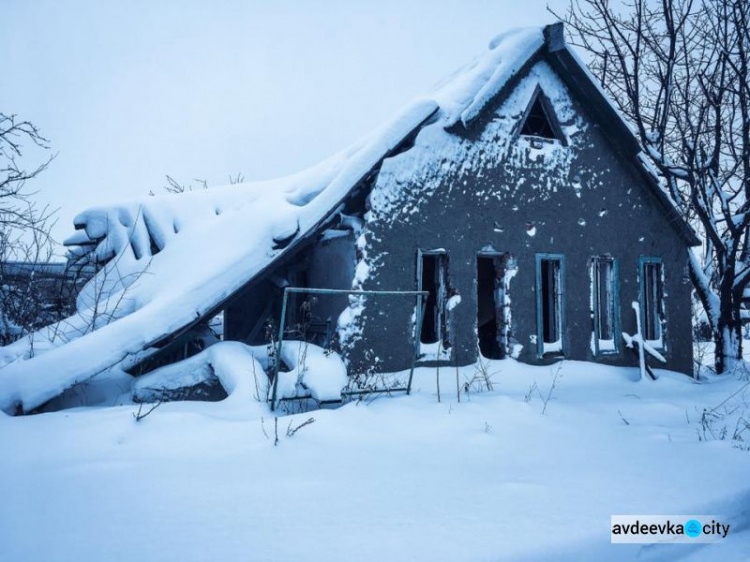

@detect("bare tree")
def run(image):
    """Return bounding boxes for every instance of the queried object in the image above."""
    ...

[553,0,750,373]
[0,113,55,235]
[0,113,59,342]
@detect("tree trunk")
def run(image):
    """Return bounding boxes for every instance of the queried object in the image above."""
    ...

[714,275,744,374]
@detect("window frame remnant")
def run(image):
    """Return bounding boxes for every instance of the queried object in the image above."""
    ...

[591,255,620,355]
[517,87,567,146]
[535,253,566,357]
[639,257,665,348]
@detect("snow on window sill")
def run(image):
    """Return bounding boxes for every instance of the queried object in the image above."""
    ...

[543,339,561,352]
[419,341,451,361]
[542,339,563,356]
[596,339,618,355]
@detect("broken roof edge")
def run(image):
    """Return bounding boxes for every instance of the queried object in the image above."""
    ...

[0,99,440,415]
[124,102,441,376]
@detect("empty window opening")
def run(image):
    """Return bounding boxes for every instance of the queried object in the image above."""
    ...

[418,252,451,356]
[477,253,517,359]
[520,94,562,142]
[641,260,664,344]
[536,255,565,356]
[592,256,618,354]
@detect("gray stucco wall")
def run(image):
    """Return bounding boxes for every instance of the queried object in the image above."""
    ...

[344,61,694,376]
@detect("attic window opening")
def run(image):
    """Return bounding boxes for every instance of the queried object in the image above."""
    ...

[519,92,564,143]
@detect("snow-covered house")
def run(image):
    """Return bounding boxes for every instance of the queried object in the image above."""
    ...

[0,23,700,413]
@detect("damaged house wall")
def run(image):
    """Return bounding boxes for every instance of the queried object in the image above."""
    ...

[224,226,357,348]
[342,60,694,375]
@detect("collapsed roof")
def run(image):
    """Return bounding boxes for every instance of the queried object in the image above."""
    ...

[0,24,698,414]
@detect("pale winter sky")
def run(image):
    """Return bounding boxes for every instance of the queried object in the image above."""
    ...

[1,0,562,252]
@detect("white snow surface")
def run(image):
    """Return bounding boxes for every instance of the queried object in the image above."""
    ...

[430,27,544,126]
[130,339,347,407]
[1,360,749,561]
[276,341,348,403]
[0,27,549,413]
[132,341,269,407]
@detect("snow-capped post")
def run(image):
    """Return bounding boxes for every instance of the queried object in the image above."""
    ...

[435,339,442,403]
[270,288,289,411]
[407,295,428,395]
[446,291,462,403]
[632,301,646,380]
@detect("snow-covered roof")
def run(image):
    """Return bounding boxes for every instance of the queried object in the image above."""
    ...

[0,24,696,414]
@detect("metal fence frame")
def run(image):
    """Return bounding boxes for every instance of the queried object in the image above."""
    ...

[270,287,428,410]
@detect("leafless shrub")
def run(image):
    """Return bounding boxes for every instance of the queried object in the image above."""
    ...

[149,175,208,196]
[133,397,163,421]
[148,172,246,196]
[696,381,750,450]
[524,381,539,404]
[228,172,245,185]
[524,365,563,414]
[286,416,315,437]
[463,354,498,396]
[618,410,631,426]
[0,113,62,343]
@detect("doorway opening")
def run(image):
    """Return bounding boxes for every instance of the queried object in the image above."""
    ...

[477,253,517,359]
[418,251,451,358]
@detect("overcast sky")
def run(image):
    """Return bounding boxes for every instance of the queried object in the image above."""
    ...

[1,0,561,250]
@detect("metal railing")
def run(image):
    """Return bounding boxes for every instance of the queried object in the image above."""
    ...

[270,287,428,410]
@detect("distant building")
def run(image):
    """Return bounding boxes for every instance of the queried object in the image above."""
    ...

[0,261,94,343]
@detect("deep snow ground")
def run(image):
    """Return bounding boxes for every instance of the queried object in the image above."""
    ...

[1,360,749,562]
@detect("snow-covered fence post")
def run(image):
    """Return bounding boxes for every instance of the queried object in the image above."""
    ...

[632,301,646,380]
[269,288,289,411]
[407,296,427,395]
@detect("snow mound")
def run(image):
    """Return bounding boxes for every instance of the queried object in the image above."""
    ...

[275,341,348,403]
[133,340,346,408]
[132,342,269,405]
